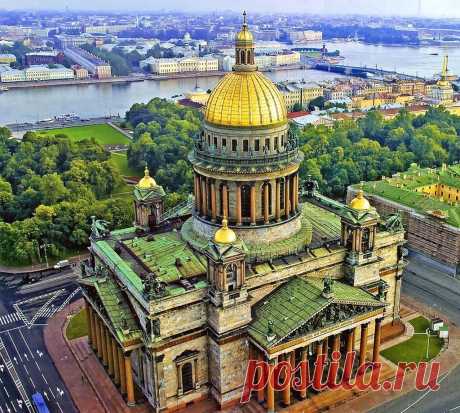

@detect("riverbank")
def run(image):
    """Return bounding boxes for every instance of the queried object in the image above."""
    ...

[2,75,146,89]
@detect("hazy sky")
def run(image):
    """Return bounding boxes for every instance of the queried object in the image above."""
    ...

[2,0,460,18]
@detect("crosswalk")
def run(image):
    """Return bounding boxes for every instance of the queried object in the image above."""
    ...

[0,313,20,326]
[0,307,58,327]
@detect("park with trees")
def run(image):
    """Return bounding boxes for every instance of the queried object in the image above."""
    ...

[1,99,460,266]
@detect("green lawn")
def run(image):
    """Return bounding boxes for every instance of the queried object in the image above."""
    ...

[66,308,88,340]
[37,124,131,145]
[381,316,443,364]
[109,152,142,177]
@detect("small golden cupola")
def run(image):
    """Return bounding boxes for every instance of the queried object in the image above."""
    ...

[137,166,157,189]
[235,11,255,66]
[214,218,237,244]
[349,188,371,211]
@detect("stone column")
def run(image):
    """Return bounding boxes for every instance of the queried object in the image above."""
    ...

[112,338,120,385]
[106,330,114,376]
[343,329,354,381]
[250,184,256,225]
[95,318,102,359]
[293,174,299,212]
[235,183,242,225]
[299,347,308,399]
[332,334,340,355]
[257,352,265,403]
[125,353,135,406]
[89,307,97,351]
[101,324,108,367]
[322,337,329,362]
[285,176,290,218]
[222,182,229,219]
[210,179,217,222]
[118,347,127,395]
[267,359,276,413]
[194,174,201,214]
[85,302,92,347]
[201,177,208,218]
[373,318,383,363]
[313,341,323,390]
[359,323,369,367]
[263,182,269,224]
[275,179,281,222]
[282,353,291,406]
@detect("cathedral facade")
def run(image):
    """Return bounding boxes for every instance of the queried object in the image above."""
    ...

[79,13,406,413]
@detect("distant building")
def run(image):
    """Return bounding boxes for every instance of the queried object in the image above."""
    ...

[83,24,136,34]
[144,56,219,75]
[253,29,278,41]
[54,34,97,49]
[276,81,323,111]
[288,30,322,43]
[0,54,16,65]
[429,56,455,106]
[25,51,64,66]
[63,46,112,79]
[391,80,426,96]
[0,64,74,82]
[72,65,89,79]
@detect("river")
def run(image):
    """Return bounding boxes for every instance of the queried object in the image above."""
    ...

[1,40,460,125]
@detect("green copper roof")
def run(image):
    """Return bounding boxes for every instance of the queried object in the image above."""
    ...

[123,232,206,283]
[303,201,341,243]
[90,276,143,345]
[249,276,384,349]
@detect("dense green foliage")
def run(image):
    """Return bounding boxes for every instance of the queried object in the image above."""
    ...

[126,98,201,198]
[0,129,133,265]
[298,107,460,196]
[0,41,31,69]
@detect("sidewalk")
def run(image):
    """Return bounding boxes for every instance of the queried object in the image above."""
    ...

[44,298,104,412]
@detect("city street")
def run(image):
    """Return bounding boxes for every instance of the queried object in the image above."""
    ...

[371,256,460,413]
[0,271,81,413]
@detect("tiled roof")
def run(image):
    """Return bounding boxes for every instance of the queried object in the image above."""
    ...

[249,276,384,348]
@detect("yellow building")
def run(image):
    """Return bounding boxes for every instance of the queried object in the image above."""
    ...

[429,55,454,106]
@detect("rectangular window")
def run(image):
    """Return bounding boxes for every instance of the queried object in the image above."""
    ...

[232,139,237,152]
[275,137,279,150]
[255,139,260,151]
[222,138,227,148]
[208,135,211,145]
[214,137,217,147]
[265,138,270,150]
[243,140,249,152]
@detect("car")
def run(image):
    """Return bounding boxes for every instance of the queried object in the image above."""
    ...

[32,392,50,413]
[53,259,71,270]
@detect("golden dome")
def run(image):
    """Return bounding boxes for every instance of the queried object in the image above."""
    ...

[214,218,237,244]
[204,71,287,128]
[137,166,157,189]
[349,190,371,211]
[236,28,253,44]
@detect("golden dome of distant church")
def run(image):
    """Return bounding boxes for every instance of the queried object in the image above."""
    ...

[204,12,287,128]
[137,166,157,189]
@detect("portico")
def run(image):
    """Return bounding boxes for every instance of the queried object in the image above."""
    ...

[248,276,386,412]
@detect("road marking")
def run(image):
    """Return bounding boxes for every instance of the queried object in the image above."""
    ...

[34,361,41,372]
[3,387,9,397]
[41,373,48,385]
[56,401,64,413]
[17,331,33,361]
[450,406,460,412]
[399,369,452,413]
[22,365,29,376]
[28,376,35,390]
[5,334,21,363]
[48,386,55,399]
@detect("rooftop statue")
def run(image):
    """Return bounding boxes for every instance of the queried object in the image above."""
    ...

[90,216,110,239]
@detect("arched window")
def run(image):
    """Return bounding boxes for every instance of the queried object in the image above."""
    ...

[226,263,237,291]
[241,185,251,218]
[181,362,194,393]
[219,184,224,216]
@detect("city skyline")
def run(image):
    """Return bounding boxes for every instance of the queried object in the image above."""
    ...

[2,0,460,18]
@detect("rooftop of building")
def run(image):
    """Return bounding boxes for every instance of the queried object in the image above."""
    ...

[357,163,460,228]
[65,46,109,66]
[86,198,348,303]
